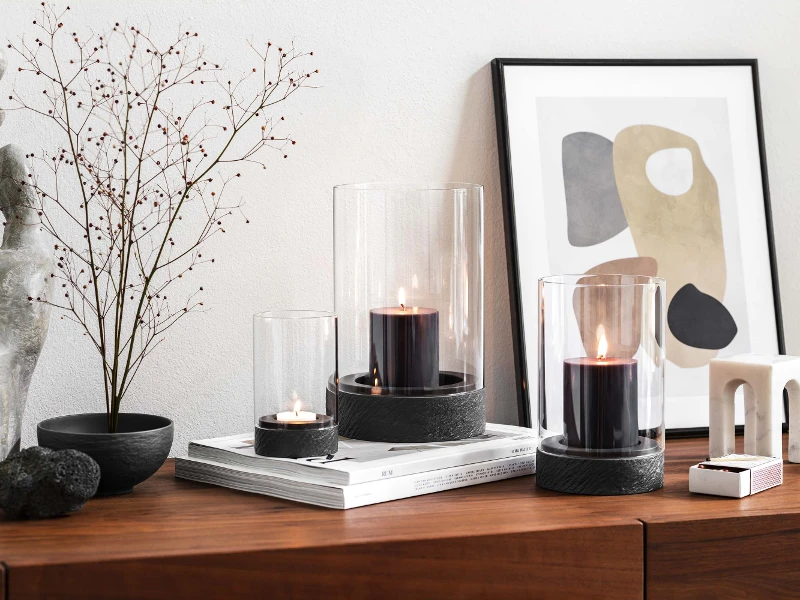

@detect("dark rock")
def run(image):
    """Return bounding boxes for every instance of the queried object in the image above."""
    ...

[668,283,738,350]
[0,446,100,519]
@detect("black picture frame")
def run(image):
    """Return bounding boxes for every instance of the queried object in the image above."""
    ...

[491,58,785,438]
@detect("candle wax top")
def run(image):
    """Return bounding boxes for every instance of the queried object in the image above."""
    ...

[259,413,334,430]
[275,410,317,423]
[370,306,438,316]
[565,357,637,366]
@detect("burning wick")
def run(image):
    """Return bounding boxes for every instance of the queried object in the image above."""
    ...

[398,287,406,311]
[596,324,608,361]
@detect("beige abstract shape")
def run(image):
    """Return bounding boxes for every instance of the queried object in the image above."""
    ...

[573,258,659,360]
[586,257,658,278]
[614,125,725,368]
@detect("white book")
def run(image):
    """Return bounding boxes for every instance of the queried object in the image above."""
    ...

[175,454,536,509]
[188,424,537,485]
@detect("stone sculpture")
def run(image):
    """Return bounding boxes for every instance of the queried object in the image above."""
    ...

[708,353,800,461]
[0,49,53,460]
[0,446,100,518]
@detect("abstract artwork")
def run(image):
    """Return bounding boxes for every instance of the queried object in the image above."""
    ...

[492,59,784,433]
[564,123,735,368]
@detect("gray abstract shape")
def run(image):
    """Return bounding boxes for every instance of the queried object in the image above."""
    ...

[0,446,100,519]
[562,132,628,247]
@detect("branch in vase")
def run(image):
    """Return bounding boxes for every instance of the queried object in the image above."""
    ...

[6,3,315,430]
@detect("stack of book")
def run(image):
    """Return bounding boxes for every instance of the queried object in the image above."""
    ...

[175,424,536,509]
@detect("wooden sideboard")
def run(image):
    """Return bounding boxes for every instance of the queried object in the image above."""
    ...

[2,435,800,599]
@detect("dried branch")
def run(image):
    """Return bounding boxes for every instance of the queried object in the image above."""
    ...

[6,3,315,431]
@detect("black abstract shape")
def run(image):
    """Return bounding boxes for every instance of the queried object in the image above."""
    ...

[667,284,737,350]
[562,132,628,247]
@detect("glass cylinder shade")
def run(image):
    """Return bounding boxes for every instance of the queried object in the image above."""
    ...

[333,183,485,442]
[253,311,337,432]
[538,275,666,459]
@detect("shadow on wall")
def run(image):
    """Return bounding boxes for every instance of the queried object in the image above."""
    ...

[447,64,519,427]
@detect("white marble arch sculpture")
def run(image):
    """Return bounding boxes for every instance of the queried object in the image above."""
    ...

[709,353,800,463]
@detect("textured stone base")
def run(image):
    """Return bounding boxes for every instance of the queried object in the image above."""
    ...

[338,388,486,442]
[254,425,338,458]
[536,444,664,495]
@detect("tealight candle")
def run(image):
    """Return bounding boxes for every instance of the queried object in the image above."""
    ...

[276,402,317,423]
[253,310,338,459]
[259,399,334,430]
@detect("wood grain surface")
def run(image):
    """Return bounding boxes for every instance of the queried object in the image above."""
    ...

[2,435,800,598]
[4,527,643,600]
[644,435,800,599]
[1,455,642,599]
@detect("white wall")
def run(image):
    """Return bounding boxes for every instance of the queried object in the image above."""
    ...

[4,0,800,455]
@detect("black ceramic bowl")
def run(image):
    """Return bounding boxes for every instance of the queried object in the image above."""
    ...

[37,413,173,496]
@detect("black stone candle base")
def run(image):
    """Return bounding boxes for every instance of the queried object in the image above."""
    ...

[536,438,664,495]
[338,387,486,443]
[254,425,338,459]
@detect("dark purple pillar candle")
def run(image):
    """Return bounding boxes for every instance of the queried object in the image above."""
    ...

[563,357,638,450]
[369,306,439,389]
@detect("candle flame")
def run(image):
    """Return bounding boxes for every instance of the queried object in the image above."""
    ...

[293,399,302,415]
[398,287,406,311]
[374,377,379,386]
[596,325,608,360]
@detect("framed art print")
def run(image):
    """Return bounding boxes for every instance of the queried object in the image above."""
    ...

[492,59,784,436]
